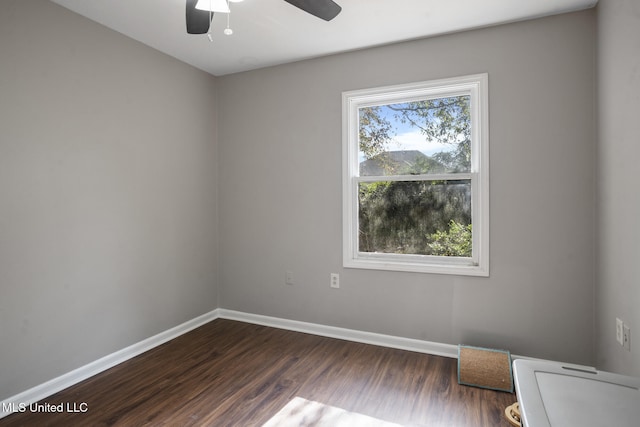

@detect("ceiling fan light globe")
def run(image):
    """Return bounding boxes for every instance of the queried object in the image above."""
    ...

[195,0,229,13]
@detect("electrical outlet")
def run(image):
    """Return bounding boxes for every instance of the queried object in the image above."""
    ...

[285,270,294,285]
[330,273,340,289]
[623,325,631,351]
[616,318,624,346]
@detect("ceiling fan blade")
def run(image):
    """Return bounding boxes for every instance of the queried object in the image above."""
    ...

[283,0,342,21]
[186,0,213,34]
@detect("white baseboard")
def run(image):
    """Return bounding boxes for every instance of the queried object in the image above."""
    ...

[220,311,593,370]
[218,309,459,359]
[2,308,491,420]
[0,309,220,420]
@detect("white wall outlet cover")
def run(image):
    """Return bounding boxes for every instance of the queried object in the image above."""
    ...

[616,318,624,346]
[623,325,631,351]
[330,273,340,288]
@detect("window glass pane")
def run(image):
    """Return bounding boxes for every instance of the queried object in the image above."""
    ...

[358,180,472,256]
[358,95,471,176]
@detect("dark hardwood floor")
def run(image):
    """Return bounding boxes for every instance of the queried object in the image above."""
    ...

[1,319,517,426]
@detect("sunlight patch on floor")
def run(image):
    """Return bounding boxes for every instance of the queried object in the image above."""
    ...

[262,396,404,427]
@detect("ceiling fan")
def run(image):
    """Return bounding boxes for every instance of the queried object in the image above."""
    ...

[186,0,342,34]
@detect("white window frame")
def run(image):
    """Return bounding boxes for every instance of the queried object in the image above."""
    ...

[342,74,489,276]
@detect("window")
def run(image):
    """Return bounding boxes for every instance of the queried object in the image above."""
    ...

[342,74,489,276]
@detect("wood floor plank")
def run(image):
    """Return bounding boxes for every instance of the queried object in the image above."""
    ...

[0,319,517,426]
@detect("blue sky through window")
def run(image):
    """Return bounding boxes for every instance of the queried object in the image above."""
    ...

[358,103,457,163]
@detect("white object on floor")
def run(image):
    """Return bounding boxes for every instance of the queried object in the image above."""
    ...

[513,359,640,427]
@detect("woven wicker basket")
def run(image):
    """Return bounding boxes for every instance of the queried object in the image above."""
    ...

[504,402,521,427]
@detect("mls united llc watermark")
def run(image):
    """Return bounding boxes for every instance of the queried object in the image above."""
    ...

[3,402,88,414]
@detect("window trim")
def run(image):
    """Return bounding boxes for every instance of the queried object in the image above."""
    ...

[342,74,489,276]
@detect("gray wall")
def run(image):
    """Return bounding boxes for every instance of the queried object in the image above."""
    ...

[0,0,219,400]
[596,0,640,375]
[218,11,597,365]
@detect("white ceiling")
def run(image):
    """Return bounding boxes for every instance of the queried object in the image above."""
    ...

[50,0,597,76]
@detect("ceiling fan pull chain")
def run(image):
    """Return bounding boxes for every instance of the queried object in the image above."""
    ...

[206,0,214,41]
[224,1,233,35]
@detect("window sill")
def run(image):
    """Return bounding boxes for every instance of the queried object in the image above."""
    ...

[344,254,489,277]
